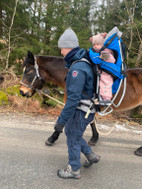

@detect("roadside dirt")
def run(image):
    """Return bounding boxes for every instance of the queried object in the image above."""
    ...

[0,107,141,135]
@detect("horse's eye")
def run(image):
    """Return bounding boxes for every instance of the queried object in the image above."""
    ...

[26,70,33,75]
[24,67,33,75]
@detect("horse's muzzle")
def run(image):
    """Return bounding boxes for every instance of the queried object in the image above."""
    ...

[19,86,35,98]
[20,90,35,98]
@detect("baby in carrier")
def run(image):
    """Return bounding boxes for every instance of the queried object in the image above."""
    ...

[90,33,116,105]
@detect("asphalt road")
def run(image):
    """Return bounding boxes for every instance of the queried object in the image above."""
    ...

[0,112,142,189]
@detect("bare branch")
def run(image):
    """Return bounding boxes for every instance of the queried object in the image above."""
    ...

[5,0,19,71]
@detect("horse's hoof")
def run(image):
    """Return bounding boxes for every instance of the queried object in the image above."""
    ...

[134,146,142,156]
[88,139,98,146]
[45,139,54,146]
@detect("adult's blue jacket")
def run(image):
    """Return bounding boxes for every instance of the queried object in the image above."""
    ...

[57,47,95,125]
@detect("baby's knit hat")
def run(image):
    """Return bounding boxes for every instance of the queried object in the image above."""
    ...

[58,28,79,48]
[90,33,107,46]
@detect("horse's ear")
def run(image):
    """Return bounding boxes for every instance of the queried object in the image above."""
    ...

[27,50,34,58]
[23,51,35,67]
[27,51,34,63]
[24,51,35,66]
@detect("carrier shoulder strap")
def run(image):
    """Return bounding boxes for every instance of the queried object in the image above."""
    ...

[72,57,91,65]
[99,33,117,52]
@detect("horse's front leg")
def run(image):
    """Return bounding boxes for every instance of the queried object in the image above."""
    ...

[45,130,60,146]
[88,121,99,146]
[134,146,142,156]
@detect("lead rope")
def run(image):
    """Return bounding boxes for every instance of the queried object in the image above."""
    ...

[92,117,118,136]
[37,89,65,106]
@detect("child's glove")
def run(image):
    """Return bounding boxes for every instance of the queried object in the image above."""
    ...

[100,51,110,61]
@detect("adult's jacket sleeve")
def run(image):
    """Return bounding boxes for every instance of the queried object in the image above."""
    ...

[57,65,86,125]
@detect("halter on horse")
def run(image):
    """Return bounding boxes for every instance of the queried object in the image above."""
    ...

[20,55,44,97]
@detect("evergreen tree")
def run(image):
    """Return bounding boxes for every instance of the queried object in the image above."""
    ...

[0,0,142,71]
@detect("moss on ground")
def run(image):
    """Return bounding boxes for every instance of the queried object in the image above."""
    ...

[5,85,21,97]
[0,91,8,105]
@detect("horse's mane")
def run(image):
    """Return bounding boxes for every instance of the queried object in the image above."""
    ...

[35,55,64,65]
[36,55,64,59]
[36,55,66,68]
[127,68,142,82]
[23,52,65,67]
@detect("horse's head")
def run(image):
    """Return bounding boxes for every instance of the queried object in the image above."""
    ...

[0,74,4,85]
[20,51,45,97]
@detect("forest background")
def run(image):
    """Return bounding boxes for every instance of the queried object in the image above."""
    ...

[0,0,141,121]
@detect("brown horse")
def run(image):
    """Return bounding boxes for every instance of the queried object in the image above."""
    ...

[20,51,142,156]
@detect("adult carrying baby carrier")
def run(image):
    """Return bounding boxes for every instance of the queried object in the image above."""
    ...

[88,26,127,116]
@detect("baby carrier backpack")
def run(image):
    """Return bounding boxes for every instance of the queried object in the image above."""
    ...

[87,26,127,116]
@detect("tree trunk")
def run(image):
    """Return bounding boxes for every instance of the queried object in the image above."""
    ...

[37,0,42,40]
[0,2,3,38]
[5,0,19,71]
[136,42,142,67]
